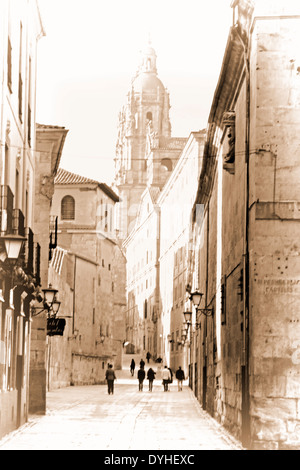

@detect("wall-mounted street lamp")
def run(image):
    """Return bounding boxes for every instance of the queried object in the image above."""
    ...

[183,290,213,334]
[0,233,28,290]
[183,310,200,330]
[31,284,61,318]
[181,328,188,342]
[1,233,26,260]
[189,290,214,317]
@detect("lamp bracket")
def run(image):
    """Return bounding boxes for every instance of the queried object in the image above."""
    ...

[197,307,213,317]
[31,304,55,318]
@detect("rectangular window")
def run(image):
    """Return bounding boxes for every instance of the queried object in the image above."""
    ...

[221,277,226,325]
[27,57,32,146]
[15,170,19,209]
[4,309,13,391]
[176,330,179,351]
[7,36,12,92]
[18,22,23,121]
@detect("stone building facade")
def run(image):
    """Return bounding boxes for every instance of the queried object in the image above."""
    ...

[0,0,45,438]
[123,187,161,356]
[49,168,126,386]
[114,41,186,239]
[158,131,205,372]
[118,47,207,374]
[30,124,68,414]
[117,42,188,359]
[187,0,300,450]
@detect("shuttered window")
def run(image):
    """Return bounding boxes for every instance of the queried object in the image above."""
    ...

[61,195,75,220]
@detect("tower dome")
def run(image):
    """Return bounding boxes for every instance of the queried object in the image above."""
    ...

[132,72,165,94]
[132,40,165,93]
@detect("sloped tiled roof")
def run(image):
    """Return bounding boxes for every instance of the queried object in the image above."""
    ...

[55,168,99,185]
[36,123,66,130]
[55,168,119,202]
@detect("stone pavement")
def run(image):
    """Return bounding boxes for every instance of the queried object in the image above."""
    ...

[0,356,244,451]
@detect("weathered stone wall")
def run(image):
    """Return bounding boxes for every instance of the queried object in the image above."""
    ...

[217,79,247,440]
[190,10,300,450]
[248,16,300,450]
[47,251,73,390]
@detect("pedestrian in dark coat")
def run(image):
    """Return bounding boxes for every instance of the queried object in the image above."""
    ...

[146,351,151,363]
[140,358,145,369]
[147,367,156,391]
[138,367,146,391]
[130,358,135,376]
[105,364,116,395]
[175,366,185,391]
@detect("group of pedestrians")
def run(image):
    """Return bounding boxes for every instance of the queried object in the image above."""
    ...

[106,358,186,395]
[130,357,185,393]
[131,357,156,392]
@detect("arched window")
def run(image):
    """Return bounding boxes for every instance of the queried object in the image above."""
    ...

[61,195,75,220]
[161,158,172,172]
[146,111,152,121]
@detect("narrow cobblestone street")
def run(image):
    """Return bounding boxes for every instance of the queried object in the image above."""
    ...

[0,357,243,451]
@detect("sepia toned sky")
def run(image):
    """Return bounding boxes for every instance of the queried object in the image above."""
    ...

[36,0,233,185]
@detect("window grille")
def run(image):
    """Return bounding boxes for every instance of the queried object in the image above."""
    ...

[61,195,75,220]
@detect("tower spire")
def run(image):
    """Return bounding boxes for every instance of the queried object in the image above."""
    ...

[138,36,157,75]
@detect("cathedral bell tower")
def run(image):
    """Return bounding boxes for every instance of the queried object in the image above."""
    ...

[114,41,172,238]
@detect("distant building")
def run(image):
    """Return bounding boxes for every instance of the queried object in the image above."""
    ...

[123,186,161,356]
[158,131,205,371]
[114,41,186,239]
[49,168,126,387]
[115,42,192,361]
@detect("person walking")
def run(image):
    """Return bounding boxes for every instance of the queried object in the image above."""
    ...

[140,358,145,369]
[175,366,185,391]
[168,367,173,385]
[146,351,151,364]
[105,364,116,395]
[137,366,146,391]
[130,358,135,376]
[147,367,156,392]
[162,366,171,392]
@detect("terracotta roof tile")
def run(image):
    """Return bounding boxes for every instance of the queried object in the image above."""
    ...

[55,168,99,185]
[55,168,119,202]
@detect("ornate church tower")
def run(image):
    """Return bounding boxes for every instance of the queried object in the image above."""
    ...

[114,41,172,238]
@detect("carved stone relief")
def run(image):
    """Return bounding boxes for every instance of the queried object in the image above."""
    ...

[222,110,235,174]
